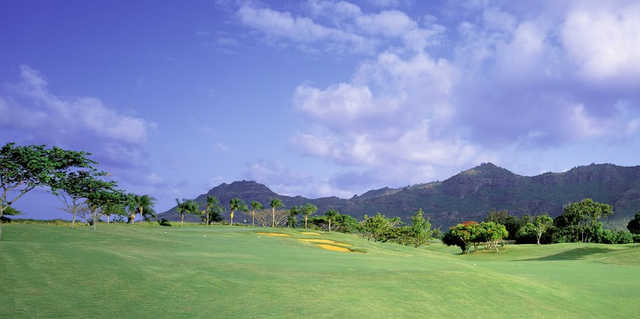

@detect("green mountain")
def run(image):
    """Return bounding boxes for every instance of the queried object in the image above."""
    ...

[160,163,640,227]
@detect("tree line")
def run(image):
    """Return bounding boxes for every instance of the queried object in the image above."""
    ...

[442,198,640,253]
[3,142,639,251]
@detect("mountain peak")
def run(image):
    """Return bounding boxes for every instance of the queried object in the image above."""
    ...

[459,162,516,177]
[207,180,275,196]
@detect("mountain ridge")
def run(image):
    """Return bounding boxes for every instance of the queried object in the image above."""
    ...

[160,162,640,227]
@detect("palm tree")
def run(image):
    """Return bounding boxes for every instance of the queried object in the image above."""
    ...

[250,200,263,227]
[270,198,283,227]
[126,193,137,224]
[288,206,300,228]
[229,198,245,225]
[133,194,156,223]
[175,199,188,226]
[204,196,214,225]
[184,200,200,222]
[205,195,223,224]
[301,203,317,230]
[325,209,338,232]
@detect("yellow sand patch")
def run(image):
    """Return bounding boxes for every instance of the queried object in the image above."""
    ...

[256,232,290,237]
[298,239,352,247]
[315,244,351,252]
[300,232,320,235]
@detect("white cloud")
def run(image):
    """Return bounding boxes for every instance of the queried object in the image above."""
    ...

[243,160,354,198]
[561,2,640,82]
[0,65,154,170]
[10,66,151,145]
[236,4,374,54]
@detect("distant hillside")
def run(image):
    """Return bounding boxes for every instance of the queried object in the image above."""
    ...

[160,163,640,227]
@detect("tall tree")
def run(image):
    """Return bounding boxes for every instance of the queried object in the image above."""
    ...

[555,198,613,243]
[175,199,188,226]
[131,194,156,223]
[325,209,338,232]
[229,198,245,225]
[175,199,200,226]
[410,209,432,248]
[301,203,317,230]
[287,206,300,228]
[250,200,263,227]
[205,195,223,224]
[533,214,553,245]
[0,142,95,240]
[270,198,283,227]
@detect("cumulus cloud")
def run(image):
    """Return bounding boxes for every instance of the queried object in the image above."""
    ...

[0,65,166,198]
[561,1,640,82]
[236,4,375,54]
[236,1,443,54]
[283,1,640,192]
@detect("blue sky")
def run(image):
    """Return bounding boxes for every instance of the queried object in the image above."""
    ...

[2,0,640,218]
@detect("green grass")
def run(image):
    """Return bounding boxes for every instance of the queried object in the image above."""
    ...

[1,223,639,318]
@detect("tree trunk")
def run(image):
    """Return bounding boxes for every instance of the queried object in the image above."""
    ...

[107,215,110,224]
[139,207,143,223]
[91,210,97,231]
[328,220,331,232]
[230,211,234,225]
[131,214,135,224]
[272,208,275,227]
[537,233,541,245]
[0,202,4,241]
[181,214,184,226]
[305,216,308,229]
[252,210,255,227]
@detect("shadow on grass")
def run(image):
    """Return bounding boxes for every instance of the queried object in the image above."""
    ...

[521,247,616,261]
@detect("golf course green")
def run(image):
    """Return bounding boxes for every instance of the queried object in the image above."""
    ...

[1,223,638,318]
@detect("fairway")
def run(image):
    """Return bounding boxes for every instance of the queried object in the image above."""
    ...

[1,224,639,318]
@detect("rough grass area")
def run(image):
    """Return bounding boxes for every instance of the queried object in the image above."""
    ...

[1,224,639,318]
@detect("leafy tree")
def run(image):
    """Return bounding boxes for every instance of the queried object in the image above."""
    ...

[287,206,300,228]
[130,194,156,223]
[333,213,358,233]
[101,201,126,224]
[359,213,401,241]
[270,198,283,227]
[0,142,95,240]
[484,210,527,241]
[555,199,613,243]
[410,209,432,247]
[301,203,317,229]
[477,222,508,252]
[627,212,640,234]
[229,198,245,225]
[532,214,553,245]
[86,188,127,231]
[250,200,263,227]
[54,170,103,227]
[205,195,223,224]
[325,209,338,232]
[442,223,475,254]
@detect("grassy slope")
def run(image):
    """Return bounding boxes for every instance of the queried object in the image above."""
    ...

[1,224,639,318]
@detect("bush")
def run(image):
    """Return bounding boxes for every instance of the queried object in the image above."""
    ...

[158,218,172,227]
[633,234,640,243]
[596,229,633,244]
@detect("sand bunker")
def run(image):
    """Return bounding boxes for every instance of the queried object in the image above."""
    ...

[316,244,352,252]
[298,239,352,247]
[300,232,320,235]
[256,232,291,237]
